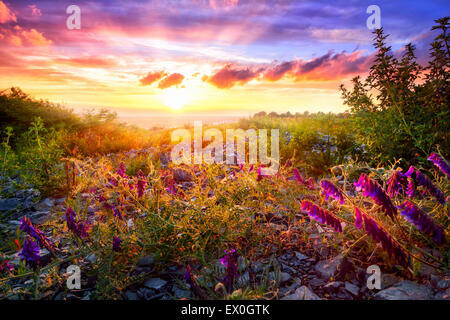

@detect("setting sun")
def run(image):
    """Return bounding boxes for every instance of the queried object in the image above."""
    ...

[160,87,191,111]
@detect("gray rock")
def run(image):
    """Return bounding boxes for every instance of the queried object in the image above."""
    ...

[434,288,450,300]
[137,255,155,267]
[323,281,343,293]
[269,272,291,284]
[172,287,191,299]
[381,274,402,289]
[124,291,138,300]
[0,198,19,211]
[144,278,167,290]
[374,280,433,300]
[30,211,51,225]
[314,255,343,280]
[37,198,54,211]
[294,252,308,261]
[281,286,321,300]
[345,282,360,296]
[309,278,326,287]
[85,253,97,264]
[437,277,450,290]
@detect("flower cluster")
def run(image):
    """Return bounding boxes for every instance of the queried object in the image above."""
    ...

[0,259,14,274]
[292,168,304,185]
[220,248,239,293]
[354,206,363,229]
[386,170,407,197]
[20,216,55,251]
[136,169,147,198]
[301,200,342,232]
[354,173,397,220]
[65,207,90,239]
[19,236,41,269]
[361,213,409,268]
[117,162,128,178]
[397,200,446,245]
[428,152,450,178]
[320,179,344,204]
[404,166,446,204]
[112,236,122,252]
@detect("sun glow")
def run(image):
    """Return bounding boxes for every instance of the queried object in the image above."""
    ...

[160,87,191,111]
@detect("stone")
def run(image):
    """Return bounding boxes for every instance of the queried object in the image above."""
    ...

[381,274,402,289]
[137,255,155,267]
[37,198,54,211]
[294,252,308,261]
[323,281,343,293]
[309,278,326,287]
[434,288,450,300]
[172,287,191,299]
[124,291,138,300]
[281,286,321,300]
[344,282,360,296]
[314,255,343,280]
[374,280,433,300]
[85,254,97,264]
[0,198,19,211]
[437,277,450,290]
[269,272,291,284]
[144,278,167,290]
[30,211,51,225]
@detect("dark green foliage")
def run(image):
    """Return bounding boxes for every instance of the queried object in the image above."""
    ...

[340,17,450,167]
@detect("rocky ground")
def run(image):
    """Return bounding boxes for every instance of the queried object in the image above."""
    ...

[0,154,449,300]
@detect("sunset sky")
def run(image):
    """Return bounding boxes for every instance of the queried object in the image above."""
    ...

[0,0,448,123]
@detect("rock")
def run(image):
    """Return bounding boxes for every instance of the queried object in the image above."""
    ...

[124,291,138,300]
[144,278,167,290]
[314,254,343,280]
[294,252,308,261]
[281,286,321,300]
[436,277,450,290]
[172,287,191,299]
[323,281,343,293]
[374,280,433,300]
[269,272,291,284]
[434,288,450,300]
[345,282,360,296]
[309,278,326,287]
[37,198,54,211]
[0,198,19,211]
[85,254,97,264]
[173,169,193,182]
[30,211,51,225]
[381,274,402,289]
[137,255,155,267]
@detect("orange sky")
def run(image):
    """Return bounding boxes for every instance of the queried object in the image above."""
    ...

[0,0,444,120]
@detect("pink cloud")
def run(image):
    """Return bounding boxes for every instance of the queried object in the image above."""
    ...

[158,73,185,89]
[139,71,167,86]
[0,1,16,23]
[28,4,42,17]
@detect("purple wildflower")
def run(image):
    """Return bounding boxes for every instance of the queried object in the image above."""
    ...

[112,206,124,221]
[361,213,409,268]
[220,248,238,293]
[256,165,263,181]
[301,200,342,232]
[354,173,397,220]
[112,236,122,252]
[404,166,446,205]
[136,170,147,198]
[117,162,128,178]
[320,179,345,204]
[354,206,363,229]
[20,216,55,251]
[0,259,14,274]
[65,207,90,239]
[183,265,201,297]
[19,237,40,269]
[292,168,304,185]
[397,200,446,245]
[386,170,407,197]
[428,152,450,178]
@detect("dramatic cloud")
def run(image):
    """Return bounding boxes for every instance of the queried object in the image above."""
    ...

[28,4,42,17]
[205,64,261,89]
[0,1,16,23]
[158,73,184,89]
[139,71,167,86]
